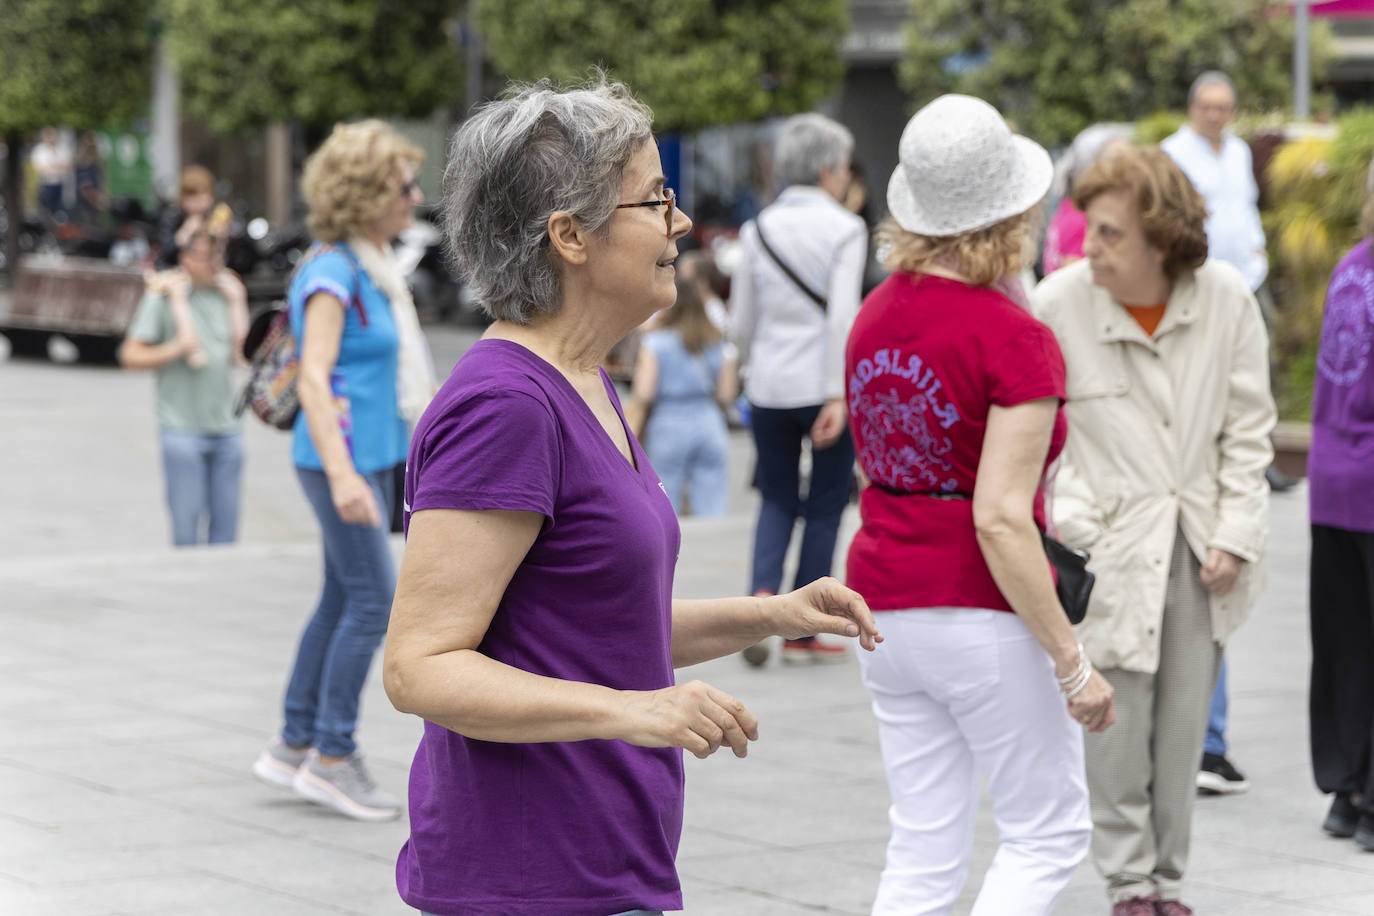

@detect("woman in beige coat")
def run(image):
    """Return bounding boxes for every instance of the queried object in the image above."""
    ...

[1031,145,1274,916]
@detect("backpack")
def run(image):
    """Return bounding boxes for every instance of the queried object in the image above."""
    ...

[235,305,299,430]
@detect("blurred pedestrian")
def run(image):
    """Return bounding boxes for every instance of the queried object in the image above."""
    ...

[1043,123,1133,275]
[251,119,435,822]
[627,275,737,516]
[73,133,108,224]
[1307,155,1374,851]
[31,127,70,219]
[1163,69,1282,801]
[730,112,867,665]
[118,228,248,547]
[1032,145,1274,916]
[156,165,217,269]
[847,94,1112,916]
[381,77,881,916]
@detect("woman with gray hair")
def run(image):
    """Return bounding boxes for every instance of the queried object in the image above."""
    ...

[381,78,882,916]
[730,112,869,665]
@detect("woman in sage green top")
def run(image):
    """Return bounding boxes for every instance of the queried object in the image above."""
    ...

[119,228,249,546]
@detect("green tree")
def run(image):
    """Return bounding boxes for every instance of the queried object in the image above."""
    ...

[164,0,465,132]
[900,0,1323,145]
[0,0,153,275]
[476,0,849,133]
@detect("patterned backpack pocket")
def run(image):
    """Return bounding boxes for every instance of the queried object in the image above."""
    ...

[235,306,299,430]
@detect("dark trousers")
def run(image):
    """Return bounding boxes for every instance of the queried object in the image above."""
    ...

[1309,523,1374,809]
[748,403,854,602]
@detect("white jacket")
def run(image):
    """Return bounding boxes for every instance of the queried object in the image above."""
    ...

[1031,259,1275,673]
[729,186,868,408]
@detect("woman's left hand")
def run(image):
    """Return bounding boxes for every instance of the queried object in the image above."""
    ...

[767,578,883,651]
[1199,548,1243,596]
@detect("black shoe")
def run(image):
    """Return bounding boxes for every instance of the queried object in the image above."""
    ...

[1324,793,1360,838]
[1197,752,1250,795]
[1265,465,1297,492]
[1355,812,1374,851]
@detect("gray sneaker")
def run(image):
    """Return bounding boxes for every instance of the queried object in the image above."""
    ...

[251,737,308,789]
[292,752,401,822]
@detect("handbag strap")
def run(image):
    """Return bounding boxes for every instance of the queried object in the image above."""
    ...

[754,218,827,313]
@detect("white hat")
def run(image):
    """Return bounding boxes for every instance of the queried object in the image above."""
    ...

[886,94,1053,237]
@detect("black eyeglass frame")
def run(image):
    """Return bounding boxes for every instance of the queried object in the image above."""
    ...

[613,188,676,235]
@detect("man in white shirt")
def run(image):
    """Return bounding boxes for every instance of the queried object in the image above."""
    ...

[730,113,868,666]
[31,127,71,219]
[1163,70,1275,800]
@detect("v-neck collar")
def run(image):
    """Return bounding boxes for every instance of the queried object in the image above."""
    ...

[475,338,642,474]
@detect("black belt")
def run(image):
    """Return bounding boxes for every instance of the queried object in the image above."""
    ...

[871,482,971,500]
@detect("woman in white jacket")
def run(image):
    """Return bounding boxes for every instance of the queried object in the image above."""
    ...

[1031,145,1274,916]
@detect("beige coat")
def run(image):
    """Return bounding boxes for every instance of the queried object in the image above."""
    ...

[1031,259,1275,673]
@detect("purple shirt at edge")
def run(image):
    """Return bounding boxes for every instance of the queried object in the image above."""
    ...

[397,339,684,916]
[1310,240,1374,533]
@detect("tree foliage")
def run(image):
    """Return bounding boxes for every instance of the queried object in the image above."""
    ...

[0,0,153,132]
[476,0,849,133]
[164,0,465,133]
[900,0,1325,145]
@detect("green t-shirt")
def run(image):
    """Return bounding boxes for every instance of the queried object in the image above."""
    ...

[125,287,239,434]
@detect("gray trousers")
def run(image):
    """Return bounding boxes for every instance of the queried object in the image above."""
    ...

[1084,531,1222,904]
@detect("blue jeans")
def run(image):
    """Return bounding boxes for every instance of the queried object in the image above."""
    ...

[159,429,243,547]
[281,466,396,758]
[646,401,730,517]
[1206,654,1229,756]
[748,403,854,603]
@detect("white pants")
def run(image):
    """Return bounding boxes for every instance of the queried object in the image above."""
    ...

[858,608,1092,916]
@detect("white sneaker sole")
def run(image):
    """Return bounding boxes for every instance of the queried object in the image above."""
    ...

[1196,770,1250,794]
[292,768,401,822]
[251,751,302,790]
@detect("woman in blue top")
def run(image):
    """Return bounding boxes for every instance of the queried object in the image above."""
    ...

[251,120,436,822]
[628,276,737,516]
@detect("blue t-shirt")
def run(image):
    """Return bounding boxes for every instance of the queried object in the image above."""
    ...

[641,328,724,404]
[287,242,408,474]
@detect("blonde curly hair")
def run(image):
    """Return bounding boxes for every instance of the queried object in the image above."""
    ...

[876,207,1039,288]
[301,120,424,242]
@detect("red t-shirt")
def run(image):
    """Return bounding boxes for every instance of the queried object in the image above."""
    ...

[844,273,1068,612]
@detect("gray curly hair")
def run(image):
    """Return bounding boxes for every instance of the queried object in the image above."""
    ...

[442,77,654,324]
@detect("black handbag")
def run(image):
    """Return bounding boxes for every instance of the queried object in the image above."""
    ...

[1042,533,1094,625]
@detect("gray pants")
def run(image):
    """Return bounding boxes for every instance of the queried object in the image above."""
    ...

[1084,531,1222,904]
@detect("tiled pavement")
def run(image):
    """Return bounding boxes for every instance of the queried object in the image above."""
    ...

[2,348,1370,915]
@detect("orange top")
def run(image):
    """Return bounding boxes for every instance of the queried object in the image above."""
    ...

[1124,303,1168,337]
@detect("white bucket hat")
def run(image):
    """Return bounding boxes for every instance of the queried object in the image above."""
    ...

[887,94,1053,237]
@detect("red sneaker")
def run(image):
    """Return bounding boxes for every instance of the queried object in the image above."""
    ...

[1155,902,1194,916]
[782,637,847,665]
[1110,896,1160,916]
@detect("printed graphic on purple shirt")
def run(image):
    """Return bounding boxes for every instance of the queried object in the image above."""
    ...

[1317,262,1374,387]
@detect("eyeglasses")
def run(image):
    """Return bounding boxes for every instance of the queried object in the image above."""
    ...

[614,188,676,235]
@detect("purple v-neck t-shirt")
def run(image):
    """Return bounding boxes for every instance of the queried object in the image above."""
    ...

[396,339,684,916]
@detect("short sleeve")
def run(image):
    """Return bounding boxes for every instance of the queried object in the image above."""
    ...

[987,321,1066,407]
[410,389,563,521]
[291,249,356,313]
[124,291,170,344]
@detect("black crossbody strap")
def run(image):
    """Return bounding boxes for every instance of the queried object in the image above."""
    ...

[754,218,827,312]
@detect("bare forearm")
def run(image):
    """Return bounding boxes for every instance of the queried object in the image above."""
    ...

[118,339,186,369]
[385,648,627,743]
[671,596,771,667]
[297,373,355,479]
[977,519,1080,674]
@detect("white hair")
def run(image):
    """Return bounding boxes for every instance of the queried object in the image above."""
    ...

[1188,71,1237,107]
[774,113,853,189]
[442,77,654,324]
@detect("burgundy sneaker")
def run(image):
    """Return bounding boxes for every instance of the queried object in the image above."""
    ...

[782,637,848,664]
[1110,896,1160,916]
[1156,901,1194,916]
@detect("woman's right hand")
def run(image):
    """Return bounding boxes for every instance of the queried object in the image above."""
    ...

[1067,668,1116,733]
[329,471,382,527]
[617,680,759,759]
